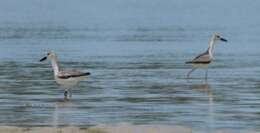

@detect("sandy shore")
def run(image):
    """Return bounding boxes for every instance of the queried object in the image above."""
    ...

[0,123,258,133]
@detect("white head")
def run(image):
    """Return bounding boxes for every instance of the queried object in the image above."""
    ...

[39,51,58,62]
[212,33,228,43]
[207,33,228,58]
[39,51,60,75]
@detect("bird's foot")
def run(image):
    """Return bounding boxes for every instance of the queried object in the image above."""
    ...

[69,93,72,98]
[64,90,69,101]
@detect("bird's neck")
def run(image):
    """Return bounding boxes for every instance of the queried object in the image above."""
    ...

[208,37,215,59]
[50,58,60,76]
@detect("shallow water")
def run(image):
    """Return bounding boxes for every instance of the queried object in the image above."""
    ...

[0,0,260,132]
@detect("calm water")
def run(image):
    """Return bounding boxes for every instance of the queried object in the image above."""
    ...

[0,0,260,131]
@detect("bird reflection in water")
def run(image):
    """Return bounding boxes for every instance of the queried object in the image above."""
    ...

[188,83,215,131]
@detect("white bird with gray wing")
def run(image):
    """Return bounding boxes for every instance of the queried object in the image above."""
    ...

[186,33,228,80]
[40,51,91,100]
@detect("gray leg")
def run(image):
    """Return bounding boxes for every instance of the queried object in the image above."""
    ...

[205,68,209,80]
[64,90,68,100]
[69,89,72,98]
[187,68,196,79]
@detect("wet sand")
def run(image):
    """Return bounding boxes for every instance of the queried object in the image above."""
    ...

[0,123,258,133]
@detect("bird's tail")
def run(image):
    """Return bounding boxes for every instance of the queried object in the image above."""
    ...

[78,72,91,79]
[82,72,91,76]
[185,61,193,64]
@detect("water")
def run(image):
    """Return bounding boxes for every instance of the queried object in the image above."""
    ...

[0,0,260,132]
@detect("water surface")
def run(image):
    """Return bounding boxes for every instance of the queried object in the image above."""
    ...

[0,0,259,132]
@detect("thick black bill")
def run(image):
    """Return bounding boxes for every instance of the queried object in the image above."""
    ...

[39,56,47,62]
[220,38,228,42]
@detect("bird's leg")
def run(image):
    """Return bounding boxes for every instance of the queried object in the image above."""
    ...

[64,89,68,100]
[205,68,209,81]
[69,89,72,98]
[187,68,196,79]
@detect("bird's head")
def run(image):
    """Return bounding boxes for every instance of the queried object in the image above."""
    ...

[213,33,228,43]
[39,51,57,62]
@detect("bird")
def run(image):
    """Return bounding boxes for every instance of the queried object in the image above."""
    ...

[186,33,227,80]
[39,51,91,100]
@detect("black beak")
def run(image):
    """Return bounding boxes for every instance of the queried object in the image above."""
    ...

[39,56,47,62]
[220,38,228,42]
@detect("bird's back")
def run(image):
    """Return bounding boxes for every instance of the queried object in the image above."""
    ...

[186,51,212,64]
[57,70,91,79]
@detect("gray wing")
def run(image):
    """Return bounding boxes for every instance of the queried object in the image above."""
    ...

[58,70,91,79]
[186,51,211,64]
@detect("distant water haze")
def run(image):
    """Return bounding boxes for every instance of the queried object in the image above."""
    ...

[0,0,259,28]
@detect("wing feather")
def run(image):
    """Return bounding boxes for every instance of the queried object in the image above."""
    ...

[186,51,212,64]
[58,70,91,79]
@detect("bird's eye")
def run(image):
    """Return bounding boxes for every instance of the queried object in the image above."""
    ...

[47,53,50,55]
